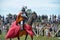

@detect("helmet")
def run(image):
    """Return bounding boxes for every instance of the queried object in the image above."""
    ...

[21,6,27,11]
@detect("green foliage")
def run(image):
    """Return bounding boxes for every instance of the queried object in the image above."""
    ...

[26,9,32,14]
[26,9,32,18]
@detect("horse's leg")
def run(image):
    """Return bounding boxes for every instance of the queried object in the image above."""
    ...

[31,37,33,40]
[17,37,20,40]
[25,33,28,40]
[10,38,12,40]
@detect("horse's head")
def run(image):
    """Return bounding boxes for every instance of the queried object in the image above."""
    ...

[27,12,37,25]
[32,12,37,20]
[16,13,24,23]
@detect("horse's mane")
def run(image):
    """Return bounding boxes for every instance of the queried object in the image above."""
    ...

[27,12,37,26]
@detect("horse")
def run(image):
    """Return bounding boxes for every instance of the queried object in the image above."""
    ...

[5,12,37,40]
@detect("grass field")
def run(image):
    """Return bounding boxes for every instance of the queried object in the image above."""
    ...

[0,25,60,40]
[0,32,60,40]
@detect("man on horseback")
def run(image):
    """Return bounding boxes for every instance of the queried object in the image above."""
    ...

[5,10,37,40]
[16,6,28,31]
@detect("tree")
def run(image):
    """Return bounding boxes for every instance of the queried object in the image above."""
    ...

[7,13,12,19]
[26,9,32,18]
[6,13,12,24]
[38,15,41,22]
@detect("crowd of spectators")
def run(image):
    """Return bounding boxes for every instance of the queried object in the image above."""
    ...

[0,14,17,34]
[0,14,60,37]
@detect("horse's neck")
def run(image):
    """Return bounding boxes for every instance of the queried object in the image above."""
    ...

[27,16,33,26]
